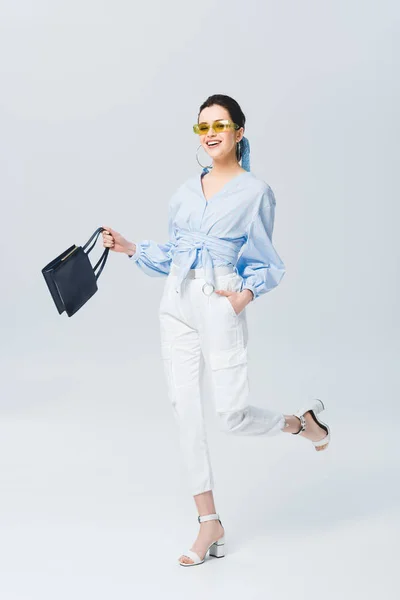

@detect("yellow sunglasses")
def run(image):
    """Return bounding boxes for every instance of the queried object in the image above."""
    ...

[193,119,240,135]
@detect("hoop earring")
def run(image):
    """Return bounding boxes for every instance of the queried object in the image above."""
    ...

[196,144,213,169]
[236,141,242,162]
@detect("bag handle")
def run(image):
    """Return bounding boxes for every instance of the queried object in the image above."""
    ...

[93,246,109,281]
[83,227,109,281]
[83,227,104,254]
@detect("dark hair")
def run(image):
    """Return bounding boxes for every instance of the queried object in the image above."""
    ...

[197,94,246,162]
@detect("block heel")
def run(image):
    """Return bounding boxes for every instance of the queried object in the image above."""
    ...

[209,536,225,558]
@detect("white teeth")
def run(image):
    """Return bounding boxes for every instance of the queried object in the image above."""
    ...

[207,141,220,146]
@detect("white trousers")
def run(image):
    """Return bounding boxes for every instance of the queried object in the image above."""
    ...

[158,264,286,496]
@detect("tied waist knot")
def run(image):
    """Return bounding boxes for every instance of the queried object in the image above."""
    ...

[172,230,239,294]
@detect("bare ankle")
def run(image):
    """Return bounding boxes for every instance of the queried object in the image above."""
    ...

[283,414,301,433]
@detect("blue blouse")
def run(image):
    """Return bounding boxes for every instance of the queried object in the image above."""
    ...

[128,170,286,301]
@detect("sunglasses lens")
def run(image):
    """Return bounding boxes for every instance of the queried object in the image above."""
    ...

[213,121,228,133]
[194,123,210,135]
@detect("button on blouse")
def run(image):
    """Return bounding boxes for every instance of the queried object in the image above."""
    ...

[128,171,286,300]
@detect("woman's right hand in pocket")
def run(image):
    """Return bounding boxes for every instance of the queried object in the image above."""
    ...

[102,226,135,255]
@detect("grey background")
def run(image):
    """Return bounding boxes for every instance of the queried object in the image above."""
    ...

[1,1,398,597]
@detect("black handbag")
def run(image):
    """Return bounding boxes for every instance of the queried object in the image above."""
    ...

[41,227,109,317]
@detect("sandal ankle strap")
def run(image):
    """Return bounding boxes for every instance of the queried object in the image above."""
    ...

[198,513,221,523]
[291,414,306,435]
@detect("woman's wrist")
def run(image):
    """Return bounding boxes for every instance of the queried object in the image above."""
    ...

[125,243,136,257]
[241,288,254,303]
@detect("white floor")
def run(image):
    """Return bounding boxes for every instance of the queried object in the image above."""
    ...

[1,357,398,600]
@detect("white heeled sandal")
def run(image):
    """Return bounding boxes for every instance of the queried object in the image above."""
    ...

[290,398,331,450]
[178,513,225,567]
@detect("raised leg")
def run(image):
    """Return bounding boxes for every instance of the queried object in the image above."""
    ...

[203,282,286,436]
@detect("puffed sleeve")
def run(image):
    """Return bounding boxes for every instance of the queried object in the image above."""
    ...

[236,185,286,300]
[128,197,178,277]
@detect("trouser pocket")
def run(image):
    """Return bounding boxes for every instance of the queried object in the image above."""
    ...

[215,272,245,317]
[208,346,250,413]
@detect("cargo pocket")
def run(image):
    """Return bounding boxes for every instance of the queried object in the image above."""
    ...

[208,346,249,413]
[208,345,248,371]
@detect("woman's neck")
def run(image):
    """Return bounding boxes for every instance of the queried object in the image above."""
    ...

[207,161,245,178]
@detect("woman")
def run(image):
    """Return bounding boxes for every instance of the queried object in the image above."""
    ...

[102,94,330,567]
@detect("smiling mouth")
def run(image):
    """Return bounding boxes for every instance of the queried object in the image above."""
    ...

[206,141,221,148]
